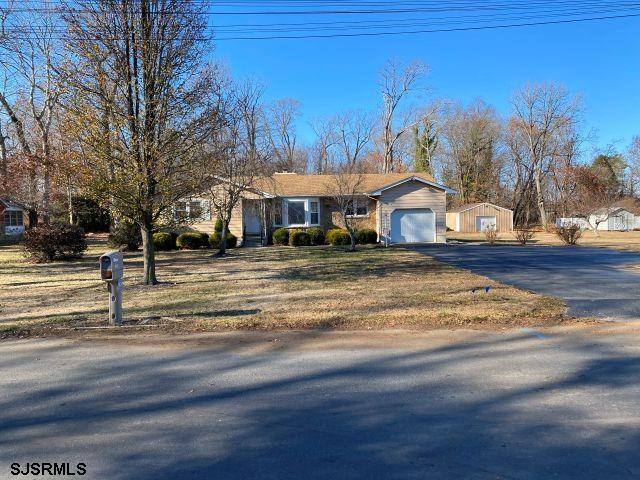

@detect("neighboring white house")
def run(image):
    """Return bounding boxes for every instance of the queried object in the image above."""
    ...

[588,207,635,231]
[0,197,28,236]
[555,217,591,229]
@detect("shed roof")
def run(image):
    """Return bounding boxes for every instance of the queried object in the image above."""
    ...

[448,202,513,214]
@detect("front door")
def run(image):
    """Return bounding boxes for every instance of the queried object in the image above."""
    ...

[243,202,262,234]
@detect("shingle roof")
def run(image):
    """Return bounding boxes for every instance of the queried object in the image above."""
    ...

[0,197,28,210]
[252,172,444,197]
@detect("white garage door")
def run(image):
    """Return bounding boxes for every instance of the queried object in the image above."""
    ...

[390,208,435,244]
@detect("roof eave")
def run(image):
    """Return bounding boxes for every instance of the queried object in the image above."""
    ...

[367,176,456,196]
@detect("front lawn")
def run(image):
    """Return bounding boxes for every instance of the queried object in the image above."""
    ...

[1,239,571,336]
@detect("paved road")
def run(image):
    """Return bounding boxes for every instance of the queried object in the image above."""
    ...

[418,244,640,320]
[1,329,640,480]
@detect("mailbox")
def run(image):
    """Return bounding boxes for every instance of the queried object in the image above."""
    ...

[99,251,124,326]
[100,251,124,281]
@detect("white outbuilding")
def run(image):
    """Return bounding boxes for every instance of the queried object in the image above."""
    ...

[588,207,635,231]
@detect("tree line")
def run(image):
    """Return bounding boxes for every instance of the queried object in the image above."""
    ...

[1,1,638,283]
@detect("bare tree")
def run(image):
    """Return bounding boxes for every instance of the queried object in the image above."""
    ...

[334,110,375,168]
[379,58,429,173]
[324,161,365,252]
[0,1,63,223]
[309,117,337,174]
[510,83,581,228]
[439,100,503,205]
[626,135,640,197]
[64,0,219,285]
[565,164,622,234]
[267,98,306,173]
[209,80,268,255]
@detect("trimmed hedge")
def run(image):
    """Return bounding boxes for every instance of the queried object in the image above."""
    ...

[176,232,209,249]
[355,228,377,244]
[289,230,311,247]
[153,232,177,251]
[22,223,88,263]
[307,227,325,246]
[209,232,238,249]
[272,227,289,246]
[326,228,351,246]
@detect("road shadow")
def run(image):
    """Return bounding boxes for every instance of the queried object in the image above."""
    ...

[0,332,639,479]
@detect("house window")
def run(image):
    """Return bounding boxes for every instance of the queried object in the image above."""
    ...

[288,201,305,225]
[346,198,369,217]
[189,201,204,221]
[174,201,188,220]
[273,200,283,226]
[5,210,23,226]
[310,201,319,225]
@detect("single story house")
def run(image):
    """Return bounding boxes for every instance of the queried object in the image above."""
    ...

[188,172,456,245]
[445,202,513,233]
[0,197,28,236]
[588,207,635,231]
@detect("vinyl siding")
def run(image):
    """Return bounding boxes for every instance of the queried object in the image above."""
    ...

[449,204,513,233]
[378,180,447,243]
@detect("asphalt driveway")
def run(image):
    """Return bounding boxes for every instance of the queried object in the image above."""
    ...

[418,244,640,320]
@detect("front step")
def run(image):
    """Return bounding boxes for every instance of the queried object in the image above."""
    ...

[243,234,264,248]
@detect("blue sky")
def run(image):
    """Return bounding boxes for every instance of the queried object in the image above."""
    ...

[211,10,639,155]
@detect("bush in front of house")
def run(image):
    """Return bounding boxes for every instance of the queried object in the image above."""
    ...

[326,228,351,246]
[176,232,209,249]
[209,232,238,249]
[556,223,582,245]
[307,227,325,246]
[289,229,311,247]
[355,228,377,244]
[22,223,88,263]
[108,220,142,251]
[272,227,289,246]
[153,232,178,251]
[214,216,223,233]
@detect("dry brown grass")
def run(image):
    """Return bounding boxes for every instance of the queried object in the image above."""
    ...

[448,230,640,252]
[0,238,571,337]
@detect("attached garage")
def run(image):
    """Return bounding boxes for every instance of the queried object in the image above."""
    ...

[390,208,436,243]
[446,203,513,233]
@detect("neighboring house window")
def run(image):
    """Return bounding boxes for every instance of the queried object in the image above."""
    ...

[346,198,369,217]
[310,201,319,225]
[288,201,305,225]
[5,210,23,226]
[274,200,283,226]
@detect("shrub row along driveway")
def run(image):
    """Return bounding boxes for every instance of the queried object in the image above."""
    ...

[419,244,640,320]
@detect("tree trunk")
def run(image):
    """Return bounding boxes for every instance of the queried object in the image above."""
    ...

[218,221,228,256]
[141,221,157,285]
[348,229,356,252]
[42,164,51,224]
[534,165,547,228]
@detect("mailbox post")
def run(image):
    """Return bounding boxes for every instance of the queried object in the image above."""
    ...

[99,251,124,326]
